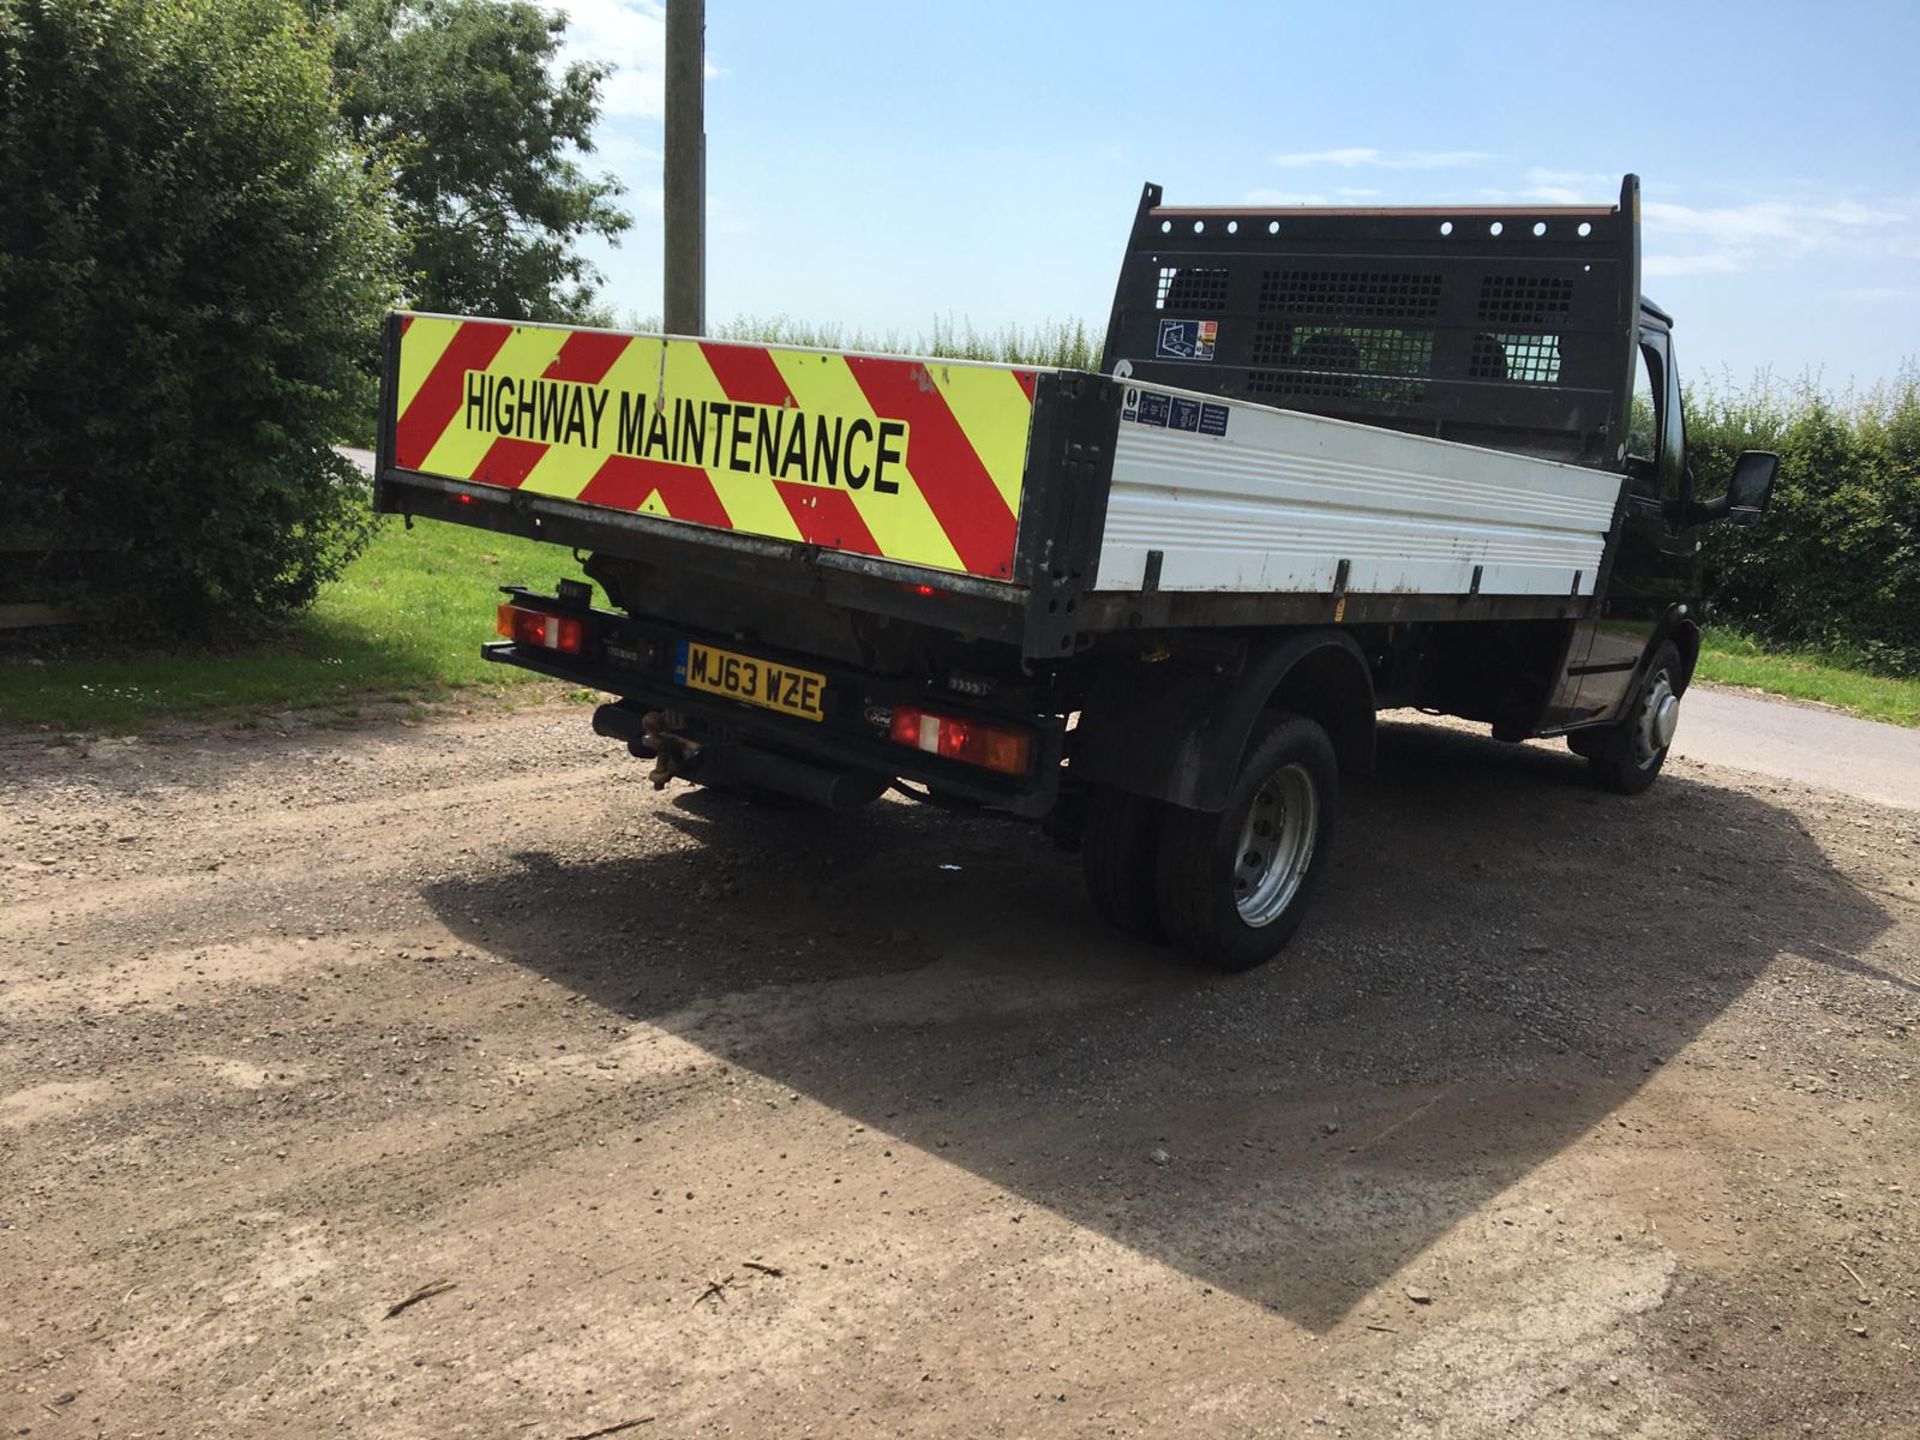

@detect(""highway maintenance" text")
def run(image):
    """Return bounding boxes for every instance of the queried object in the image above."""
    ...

[463,373,908,493]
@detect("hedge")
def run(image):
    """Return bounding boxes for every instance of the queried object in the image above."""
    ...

[1692,369,1920,675]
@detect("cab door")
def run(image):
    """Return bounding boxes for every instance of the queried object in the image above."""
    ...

[1558,323,1696,724]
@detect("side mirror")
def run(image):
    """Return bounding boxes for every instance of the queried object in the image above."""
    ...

[1725,450,1779,523]
[1684,449,1779,526]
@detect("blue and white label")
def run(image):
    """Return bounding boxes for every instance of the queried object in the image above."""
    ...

[1122,387,1230,438]
[1154,318,1218,361]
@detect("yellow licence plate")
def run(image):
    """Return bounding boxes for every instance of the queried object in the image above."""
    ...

[674,641,826,722]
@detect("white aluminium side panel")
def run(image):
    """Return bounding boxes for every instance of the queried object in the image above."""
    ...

[1094,384,1623,597]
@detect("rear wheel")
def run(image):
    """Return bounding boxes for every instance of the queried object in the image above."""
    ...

[1154,713,1337,971]
[1082,786,1167,939]
[1586,641,1683,795]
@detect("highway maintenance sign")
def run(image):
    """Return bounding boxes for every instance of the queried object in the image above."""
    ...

[388,315,1040,581]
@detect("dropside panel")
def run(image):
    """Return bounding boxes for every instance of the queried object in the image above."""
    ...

[1096,382,1622,597]
[388,314,1041,582]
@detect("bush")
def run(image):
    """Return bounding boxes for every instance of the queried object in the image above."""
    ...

[1693,369,1920,675]
[0,0,405,629]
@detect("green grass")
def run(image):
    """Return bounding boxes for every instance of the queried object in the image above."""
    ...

[1696,631,1920,728]
[0,520,584,733]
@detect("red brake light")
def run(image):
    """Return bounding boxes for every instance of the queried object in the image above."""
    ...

[937,716,976,762]
[886,705,1031,775]
[890,705,930,748]
[496,603,585,654]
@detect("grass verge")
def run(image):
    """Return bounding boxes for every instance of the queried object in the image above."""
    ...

[0,520,585,734]
[1695,632,1920,728]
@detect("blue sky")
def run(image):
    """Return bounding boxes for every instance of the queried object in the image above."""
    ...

[556,0,1920,387]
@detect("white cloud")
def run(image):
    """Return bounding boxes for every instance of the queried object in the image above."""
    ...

[1523,167,1618,194]
[1517,185,1592,205]
[1457,172,1916,278]
[1829,286,1920,303]
[1271,147,1493,170]
[1643,253,1747,278]
[541,0,722,121]
[1237,186,1387,207]
[1241,189,1332,206]
[1645,197,1903,249]
[592,130,661,186]
[1642,195,1914,277]
[1472,171,1621,206]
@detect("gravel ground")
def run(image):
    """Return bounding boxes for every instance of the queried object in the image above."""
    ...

[3,699,1918,1438]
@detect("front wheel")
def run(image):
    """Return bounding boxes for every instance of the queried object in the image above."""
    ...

[1154,713,1337,971]
[1585,641,1683,795]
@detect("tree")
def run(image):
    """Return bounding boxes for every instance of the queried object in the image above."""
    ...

[0,0,407,626]
[330,0,631,324]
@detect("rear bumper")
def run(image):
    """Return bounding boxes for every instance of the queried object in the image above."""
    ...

[483,630,1064,818]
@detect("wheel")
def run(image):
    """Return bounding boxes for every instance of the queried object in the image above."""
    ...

[1081,785,1167,939]
[1587,641,1683,795]
[1153,713,1337,971]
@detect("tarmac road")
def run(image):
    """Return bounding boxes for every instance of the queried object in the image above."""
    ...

[1676,685,1920,810]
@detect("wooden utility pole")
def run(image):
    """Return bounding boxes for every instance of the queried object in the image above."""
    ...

[662,0,706,335]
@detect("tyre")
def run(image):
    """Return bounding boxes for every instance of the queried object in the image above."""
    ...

[1154,713,1337,971]
[1587,641,1683,796]
[1564,727,1606,760]
[1082,785,1167,939]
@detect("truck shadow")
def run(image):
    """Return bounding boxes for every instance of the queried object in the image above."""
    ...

[422,719,1894,1333]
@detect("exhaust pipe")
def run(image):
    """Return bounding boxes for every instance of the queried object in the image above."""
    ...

[591,703,885,810]
[697,744,887,811]
[591,703,648,745]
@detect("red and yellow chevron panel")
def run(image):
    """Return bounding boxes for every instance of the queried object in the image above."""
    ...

[390,315,1041,581]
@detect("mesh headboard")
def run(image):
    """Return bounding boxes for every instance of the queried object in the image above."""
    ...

[1101,177,1643,467]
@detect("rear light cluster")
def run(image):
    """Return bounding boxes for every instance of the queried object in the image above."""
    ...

[496,602,585,654]
[888,705,1031,776]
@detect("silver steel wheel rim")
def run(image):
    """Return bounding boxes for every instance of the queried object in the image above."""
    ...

[1634,669,1678,766]
[1232,763,1318,927]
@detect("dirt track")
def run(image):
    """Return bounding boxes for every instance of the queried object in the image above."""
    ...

[4,700,1919,1438]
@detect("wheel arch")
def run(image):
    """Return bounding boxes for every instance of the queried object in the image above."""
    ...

[1072,629,1376,812]
[1667,615,1701,693]
[1625,608,1701,706]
